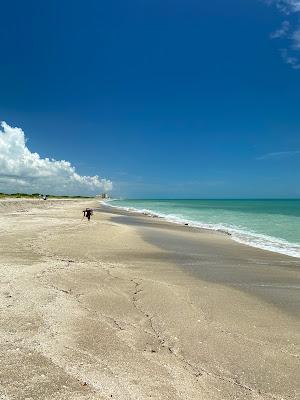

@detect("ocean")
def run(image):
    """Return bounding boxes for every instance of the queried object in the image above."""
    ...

[105,199,300,258]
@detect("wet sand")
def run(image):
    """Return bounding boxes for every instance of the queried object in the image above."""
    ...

[0,199,299,399]
[106,209,300,317]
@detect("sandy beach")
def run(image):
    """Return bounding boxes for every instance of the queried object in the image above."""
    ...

[0,199,299,400]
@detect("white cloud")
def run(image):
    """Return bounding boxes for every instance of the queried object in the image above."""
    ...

[284,0,300,12]
[270,20,290,38]
[0,121,112,195]
[291,27,300,48]
[270,0,300,13]
[257,150,300,160]
[280,48,300,68]
[268,1,300,68]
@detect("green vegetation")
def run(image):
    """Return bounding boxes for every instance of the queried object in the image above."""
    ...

[0,193,93,199]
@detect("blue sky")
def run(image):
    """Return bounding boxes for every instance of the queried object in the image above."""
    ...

[0,0,300,198]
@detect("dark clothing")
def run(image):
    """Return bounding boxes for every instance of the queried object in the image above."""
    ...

[83,209,93,221]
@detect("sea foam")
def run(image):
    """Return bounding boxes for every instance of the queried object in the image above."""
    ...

[103,200,300,259]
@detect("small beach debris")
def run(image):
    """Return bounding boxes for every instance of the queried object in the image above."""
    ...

[184,223,189,226]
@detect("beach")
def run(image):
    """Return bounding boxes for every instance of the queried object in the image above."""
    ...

[0,199,299,400]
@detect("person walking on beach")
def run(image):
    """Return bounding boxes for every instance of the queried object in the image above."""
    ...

[83,208,93,221]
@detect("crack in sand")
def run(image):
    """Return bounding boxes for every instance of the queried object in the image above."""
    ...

[34,259,292,400]
[131,279,203,378]
[40,277,129,334]
[130,278,284,400]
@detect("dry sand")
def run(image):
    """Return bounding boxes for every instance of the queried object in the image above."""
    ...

[0,199,299,400]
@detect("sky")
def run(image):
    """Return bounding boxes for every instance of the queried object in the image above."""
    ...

[0,0,300,198]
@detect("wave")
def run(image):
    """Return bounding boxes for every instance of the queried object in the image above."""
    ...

[102,200,300,259]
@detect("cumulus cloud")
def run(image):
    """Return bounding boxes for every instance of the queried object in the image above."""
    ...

[267,1,300,68]
[0,121,112,195]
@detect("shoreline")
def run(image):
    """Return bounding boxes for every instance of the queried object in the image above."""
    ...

[1,199,299,399]
[102,200,300,259]
[99,202,300,317]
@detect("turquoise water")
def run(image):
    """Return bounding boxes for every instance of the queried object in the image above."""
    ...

[106,199,300,258]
